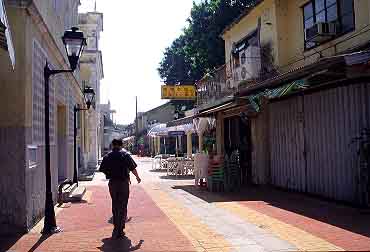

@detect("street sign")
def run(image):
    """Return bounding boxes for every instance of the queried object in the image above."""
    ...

[161,85,196,100]
[168,131,185,136]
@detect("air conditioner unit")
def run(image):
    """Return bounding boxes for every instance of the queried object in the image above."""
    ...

[241,66,248,80]
[306,22,337,43]
[233,71,240,82]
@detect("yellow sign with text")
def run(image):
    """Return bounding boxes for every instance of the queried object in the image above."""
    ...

[161,85,196,100]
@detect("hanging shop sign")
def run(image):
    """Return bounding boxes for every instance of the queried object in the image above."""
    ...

[161,85,196,100]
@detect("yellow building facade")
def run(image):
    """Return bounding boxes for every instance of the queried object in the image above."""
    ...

[216,0,370,204]
[222,0,370,76]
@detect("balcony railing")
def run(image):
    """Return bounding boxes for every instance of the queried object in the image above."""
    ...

[196,65,236,108]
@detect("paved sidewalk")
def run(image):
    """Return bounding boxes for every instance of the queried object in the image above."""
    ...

[144,183,297,252]
[1,184,196,252]
[2,156,370,251]
[169,183,370,251]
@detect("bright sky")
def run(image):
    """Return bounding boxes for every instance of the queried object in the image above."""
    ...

[79,0,196,125]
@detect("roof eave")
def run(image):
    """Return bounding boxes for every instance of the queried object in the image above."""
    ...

[237,56,347,97]
[220,0,264,39]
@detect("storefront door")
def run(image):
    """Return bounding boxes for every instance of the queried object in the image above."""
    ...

[224,115,252,185]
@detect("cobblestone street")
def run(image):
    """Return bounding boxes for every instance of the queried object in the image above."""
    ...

[1,157,370,252]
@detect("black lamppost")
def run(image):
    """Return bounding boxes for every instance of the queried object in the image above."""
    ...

[73,86,95,186]
[43,27,86,234]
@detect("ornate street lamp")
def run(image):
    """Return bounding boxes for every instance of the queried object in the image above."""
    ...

[62,27,87,71]
[83,85,96,109]
[73,86,95,186]
[43,27,86,234]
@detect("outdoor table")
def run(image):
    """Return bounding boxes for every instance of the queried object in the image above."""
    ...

[166,157,186,177]
[166,157,178,176]
[183,157,194,175]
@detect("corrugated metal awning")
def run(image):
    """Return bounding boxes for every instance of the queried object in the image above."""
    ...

[237,56,345,98]
[196,102,237,117]
[239,80,309,112]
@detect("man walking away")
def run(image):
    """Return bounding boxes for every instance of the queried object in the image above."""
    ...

[99,139,142,239]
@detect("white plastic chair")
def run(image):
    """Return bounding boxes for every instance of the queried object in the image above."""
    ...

[194,153,209,186]
[152,155,162,170]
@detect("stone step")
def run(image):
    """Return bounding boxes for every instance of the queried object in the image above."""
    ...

[87,163,99,170]
[62,183,77,192]
[58,182,77,204]
[68,186,87,202]
[79,169,96,181]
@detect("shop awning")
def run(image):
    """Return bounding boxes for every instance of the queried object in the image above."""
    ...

[167,123,194,133]
[196,102,237,117]
[240,80,309,112]
[147,123,168,137]
[166,115,194,127]
[236,51,370,112]
[237,51,370,99]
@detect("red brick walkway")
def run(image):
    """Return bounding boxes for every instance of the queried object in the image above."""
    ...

[1,185,195,252]
[240,194,370,251]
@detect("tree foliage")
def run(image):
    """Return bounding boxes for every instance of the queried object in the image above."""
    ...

[158,0,257,85]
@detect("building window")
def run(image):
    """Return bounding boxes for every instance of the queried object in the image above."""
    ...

[27,145,38,169]
[303,0,355,49]
[231,29,260,81]
[32,40,55,145]
[69,89,75,144]
[52,0,57,12]
[232,52,240,68]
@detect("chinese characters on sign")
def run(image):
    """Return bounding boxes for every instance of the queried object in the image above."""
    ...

[161,85,196,100]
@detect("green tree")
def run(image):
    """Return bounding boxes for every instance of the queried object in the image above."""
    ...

[158,0,257,84]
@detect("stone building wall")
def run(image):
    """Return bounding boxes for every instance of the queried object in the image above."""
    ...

[0,0,84,234]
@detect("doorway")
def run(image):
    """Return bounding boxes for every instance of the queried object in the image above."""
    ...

[224,115,252,186]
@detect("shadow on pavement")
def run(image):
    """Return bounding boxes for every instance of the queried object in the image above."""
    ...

[159,175,195,180]
[0,233,53,252]
[107,216,132,224]
[98,237,144,251]
[0,234,23,252]
[27,234,52,252]
[159,175,194,180]
[172,184,370,239]
[149,169,167,173]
